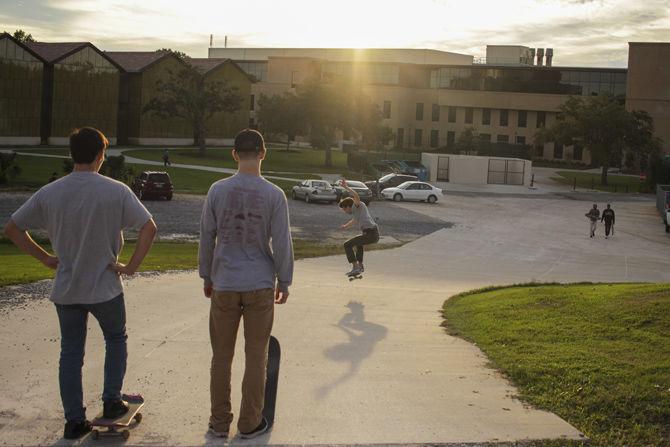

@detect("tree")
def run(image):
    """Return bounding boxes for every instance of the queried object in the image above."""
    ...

[353,95,393,151]
[0,152,21,184]
[143,64,242,157]
[155,48,190,61]
[537,94,660,185]
[257,93,303,151]
[454,127,480,154]
[11,29,34,43]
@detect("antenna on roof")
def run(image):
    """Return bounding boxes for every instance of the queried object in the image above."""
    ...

[209,34,213,47]
[225,35,228,48]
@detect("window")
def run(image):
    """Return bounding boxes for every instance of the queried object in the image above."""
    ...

[431,104,440,122]
[447,131,455,146]
[479,133,491,142]
[430,130,439,148]
[518,110,527,128]
[414,129,423,146]
[573,145,583,161]
[250,95,255,111]
[516,136,526,145]
[482,108,491,125]
[536,111,546,128]
[448,107,457,123]
[465,107,473,124]
[416,103,424,121]
[497,134,509,143]
[553,143,564,159]
[396,128,404,148]
[383,101,391,119]
[500,109,509,127]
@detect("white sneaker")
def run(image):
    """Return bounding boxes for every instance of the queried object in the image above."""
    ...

[208,424,228,438]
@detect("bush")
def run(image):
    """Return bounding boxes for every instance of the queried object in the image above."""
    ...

[0,152,22,184]
[346,151,369,173]
[101,155,134,183]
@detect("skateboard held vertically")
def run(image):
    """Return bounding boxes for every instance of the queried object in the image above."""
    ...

[90,394,144,440]
[263,336,280,428]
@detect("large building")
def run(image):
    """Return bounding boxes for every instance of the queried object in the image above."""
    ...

[209,45,634,163]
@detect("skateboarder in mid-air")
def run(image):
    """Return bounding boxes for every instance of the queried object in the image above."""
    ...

[199,129,293,439]
[585,203,600,238]
[601,203,616,238]
[3,128,157,440]
[339,179,380,277]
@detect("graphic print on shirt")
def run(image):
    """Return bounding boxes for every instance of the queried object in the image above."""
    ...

[220,187,264,244]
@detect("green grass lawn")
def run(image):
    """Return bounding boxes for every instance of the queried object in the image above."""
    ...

[124,147,349,175]
[16,148,71,156]
[2,155,298,195]
[553,171,644,193]
[442,283,670,447]
[0,239,402,287]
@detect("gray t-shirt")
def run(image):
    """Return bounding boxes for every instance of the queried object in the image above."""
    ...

[352,201,376,230]
[199,173,294,293]
[11,172,152,305]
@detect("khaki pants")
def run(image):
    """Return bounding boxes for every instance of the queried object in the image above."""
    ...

[590,220,597,236]
[209,289,274,433]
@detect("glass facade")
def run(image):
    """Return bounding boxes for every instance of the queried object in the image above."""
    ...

[51,46,119,138]
[323,62,399,85]
[0,38,43,137]
[237,62,268,82]
[429,66,626,96]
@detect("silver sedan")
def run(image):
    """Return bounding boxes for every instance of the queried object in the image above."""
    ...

[291,180,339,204]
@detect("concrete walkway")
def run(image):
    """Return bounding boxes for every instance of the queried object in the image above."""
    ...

[3,194,669,445]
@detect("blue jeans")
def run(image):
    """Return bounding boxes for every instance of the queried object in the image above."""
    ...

[55,294,127,422]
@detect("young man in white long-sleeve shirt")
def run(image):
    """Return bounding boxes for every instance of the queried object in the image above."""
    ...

[199,129,293,439]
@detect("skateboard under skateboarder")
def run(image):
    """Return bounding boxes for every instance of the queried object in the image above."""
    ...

[338,179,380,278]
[199,129,293,439]
[3,127,157,440]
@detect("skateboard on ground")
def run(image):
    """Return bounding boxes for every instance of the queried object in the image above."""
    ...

[90,394,144,440]
[263,336,280,428]
[348,273,363,281]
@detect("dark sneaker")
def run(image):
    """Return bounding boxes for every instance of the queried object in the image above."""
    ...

[346,267,361,276]
[239,417,269,439]
[63,420,92,439]
[103,399,129,419]
[360,264,365,273]
[208,423,229,438]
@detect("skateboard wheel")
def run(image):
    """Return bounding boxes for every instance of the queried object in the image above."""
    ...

[92,430,99,440]
[134,412,143,423]
[122,430,130,440]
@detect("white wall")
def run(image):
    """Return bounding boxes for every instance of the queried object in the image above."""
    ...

[0,137,41,145]
[422,153,532,186]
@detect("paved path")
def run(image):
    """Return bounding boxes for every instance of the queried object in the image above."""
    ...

[3,194,669,445]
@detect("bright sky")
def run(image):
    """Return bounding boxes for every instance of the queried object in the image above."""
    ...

[2,0,669,67]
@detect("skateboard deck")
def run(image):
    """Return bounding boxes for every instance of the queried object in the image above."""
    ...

[263,336,280,428]
[91,394,144,440]
[348,274,363,281]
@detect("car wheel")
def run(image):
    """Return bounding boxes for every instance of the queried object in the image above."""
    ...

[291,190,297,200]
[666,223,669,233]
[393,193,402,202]
[305,194,311,203]
[427,195,437,204]
[166,193,173,201]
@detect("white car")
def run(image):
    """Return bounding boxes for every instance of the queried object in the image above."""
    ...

[381,181,443,203]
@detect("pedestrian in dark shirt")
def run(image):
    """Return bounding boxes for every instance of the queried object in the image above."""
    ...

[162,149,171,167]
[601,203,615,238]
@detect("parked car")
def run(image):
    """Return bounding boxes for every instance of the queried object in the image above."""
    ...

[381,181,443,204]
[365,173,418,195]
[333,180,373,205]
[657,184,670,232]
[131,171,173,200]
[397,160,428,181]
[291,179,338,204]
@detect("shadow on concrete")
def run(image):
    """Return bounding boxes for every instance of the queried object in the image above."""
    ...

[316,301,387,399]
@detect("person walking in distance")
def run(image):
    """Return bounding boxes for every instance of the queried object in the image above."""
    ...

[3,128,157,440]
[339,179,380,276]
[162,149,171,167]
[585,203,600,238]
[601,203,616,238]
[199,129,293,439]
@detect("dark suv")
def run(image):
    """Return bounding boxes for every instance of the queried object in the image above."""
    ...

[132,171,174,200]
[365,173,418,196]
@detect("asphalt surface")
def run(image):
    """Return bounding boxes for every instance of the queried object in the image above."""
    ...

[0,192,452,243]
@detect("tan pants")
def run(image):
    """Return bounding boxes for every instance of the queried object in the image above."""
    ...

[209,289,274,433]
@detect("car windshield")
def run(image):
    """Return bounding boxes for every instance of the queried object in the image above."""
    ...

[312,181,331,188]
[346,181,366,188]
[148,173,169,182]
[379,174,395,183]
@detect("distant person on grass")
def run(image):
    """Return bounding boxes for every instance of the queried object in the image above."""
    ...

[339,179,380,276]
[601,203,616,238]
[199,128,293,439]
[3,127,157,440]
[585,203,600,238]
[162,149,171,166]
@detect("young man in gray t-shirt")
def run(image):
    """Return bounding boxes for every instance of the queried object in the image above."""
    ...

[339,179,379,276]
[3,128,156,440]
[199,129,293,439]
